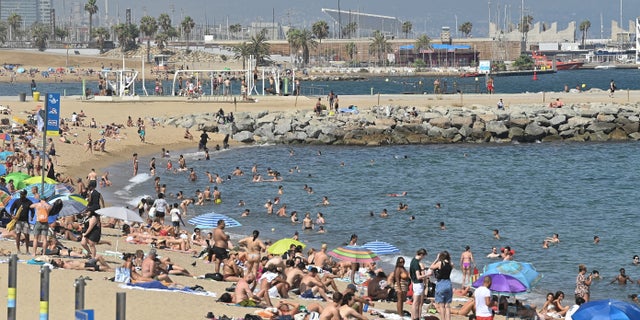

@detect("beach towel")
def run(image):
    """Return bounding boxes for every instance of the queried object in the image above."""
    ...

[121,281,216,297]
[114,267,131,283]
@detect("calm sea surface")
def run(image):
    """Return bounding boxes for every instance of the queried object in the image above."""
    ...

[102,142,640,305]
[1,69,639,96]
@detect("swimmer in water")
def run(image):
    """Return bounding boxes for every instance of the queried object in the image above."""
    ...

[387,191,407,197]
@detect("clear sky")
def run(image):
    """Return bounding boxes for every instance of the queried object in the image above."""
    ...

[57,0,640,37]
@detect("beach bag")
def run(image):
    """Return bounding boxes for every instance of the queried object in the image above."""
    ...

[114,267,131,283]
[36,207,49,223]
[49,199,63,216]
[148,207,156,218]
[204,272,223,281]
[217,292,232,303]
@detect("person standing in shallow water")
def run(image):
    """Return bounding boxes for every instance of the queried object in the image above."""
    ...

[574,264,592,302]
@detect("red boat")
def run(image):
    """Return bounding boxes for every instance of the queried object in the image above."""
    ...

[532,52,584,70]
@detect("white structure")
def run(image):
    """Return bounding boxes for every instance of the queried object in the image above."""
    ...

[636,17,640,64]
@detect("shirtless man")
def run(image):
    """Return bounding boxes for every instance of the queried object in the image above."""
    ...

[314,244,330,270]
[284,260,305,290]
[256,265,289,307]
[339,293,368,320]
[141,249,172,282]
[86,168,98,189]
[238,230,266,276]
[460,246,475,285]
[299,267,330,301]
[212,186,221,203]
[302,212,313,230]
[212,219,230,274]
[611,268,633,285]
[132,154,139,176]
[51,256,112,272]
[276,204,287,217]
[232,167,244,176]
[234,274,261,305]
[319,292,343,320]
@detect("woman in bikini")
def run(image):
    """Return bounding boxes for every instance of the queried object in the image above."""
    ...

[238,230,266,276]
[391,257,410,316]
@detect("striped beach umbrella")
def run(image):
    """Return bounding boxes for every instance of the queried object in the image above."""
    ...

[328,245,380,263]
[362,241,401,255]
[188,212,242,228]
[23,176,57,186]
[48,194,88,217]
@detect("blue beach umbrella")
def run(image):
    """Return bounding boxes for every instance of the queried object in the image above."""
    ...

[0,150,13,160]
[483,260,542,289]
[572,299,640,320]
[13,183,57,200]
[188,212,242,228]
[6,197,58,224]
[0,164,6,176]
[362,241,401,255]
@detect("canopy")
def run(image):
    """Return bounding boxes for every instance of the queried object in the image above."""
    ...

[361,241,400,255]
[328,245,380,263]
[188,212,242,228]
[267,238,306,255]
[572,299,640,320]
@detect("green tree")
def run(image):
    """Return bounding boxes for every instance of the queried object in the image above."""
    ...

[312,21,329,43]
[512,54,534,70]
[54,27,69,41]
[341,22,357,39]
[287,28,317,66]
[31,23,50,51]
[181,16,195,52]
[415,34,432,65]
[459,22,473,38]
[114,23,139,52]
[0,22,7,44]
[233,42,252,69]
[8,13,22,41]
[156,13,178,50]
[84,0,98,44]
[229,24,242,39]
[579,20,591,48]
[518,15,534,40]
[140,16,158,62]
[92,27,110,53]
[345,42,357,61]
[402,21,413,38]
[369,30,391,66]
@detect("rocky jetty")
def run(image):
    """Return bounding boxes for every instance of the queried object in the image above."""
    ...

[158,102,640,145]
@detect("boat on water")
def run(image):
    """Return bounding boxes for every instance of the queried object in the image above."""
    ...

[593,65,617,70]
[459,72,479,78]
[532,52,584,70]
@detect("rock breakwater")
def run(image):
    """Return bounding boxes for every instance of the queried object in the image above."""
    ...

[158,102,640,145]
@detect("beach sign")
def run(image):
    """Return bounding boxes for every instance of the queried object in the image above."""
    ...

[478,60,491,74]
[45,93,60,136]
[75,309,94,320]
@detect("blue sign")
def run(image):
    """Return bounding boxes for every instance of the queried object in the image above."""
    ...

[75,309,94,320]
[45,93,60,136]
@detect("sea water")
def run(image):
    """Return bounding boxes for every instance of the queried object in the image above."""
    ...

[100,141,640,305]
[2,69,639,96]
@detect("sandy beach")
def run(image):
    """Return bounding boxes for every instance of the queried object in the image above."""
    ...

[0,50,637,319]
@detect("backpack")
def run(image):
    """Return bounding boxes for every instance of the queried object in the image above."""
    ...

[36,207,49,223]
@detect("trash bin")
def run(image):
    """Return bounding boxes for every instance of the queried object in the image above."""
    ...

[19,93,26,102]
[33,91,40,101]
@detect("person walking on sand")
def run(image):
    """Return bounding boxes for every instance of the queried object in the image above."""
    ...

[460,246,475,285]
[10,190,34,254]
[30,199,51,256]
[410,248,428,320]
[609,79,617,97]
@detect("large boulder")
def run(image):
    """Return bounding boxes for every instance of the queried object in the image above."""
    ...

[450,116,474,128]
[273,119,292,135]
[586,122,617,134]
[485,121,509,137]
[233,131,254,143]
[429,117,451,129]
[524,122,546,141]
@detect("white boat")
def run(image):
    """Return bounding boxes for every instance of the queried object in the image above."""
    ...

[594,65,617,70]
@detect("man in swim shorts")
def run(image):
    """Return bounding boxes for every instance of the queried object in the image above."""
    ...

[212,219,230,273]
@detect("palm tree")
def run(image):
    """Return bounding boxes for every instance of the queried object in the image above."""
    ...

[342,22,357,39]
[84,0,99,44]
[459,22,473,38]
[518,15,534,43]
[579,20,591,48]
[312,21,329,44]
[8,13,22,41]
[229,24,242,39]
[156,13,177,50]
[233,42,252,69]
[415,34,432,66]
[54,27,69,42]
[31,23,49,51]
[181,16,195,52]
[369,30,391,66]
[249,29,271,66]
[114,23,139,52]
[287,28,317,66]
[402,21,413,39]
[140,16,158,62]
[0,22,7,44]
[93,27,110,53]
[345,42,357,64]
